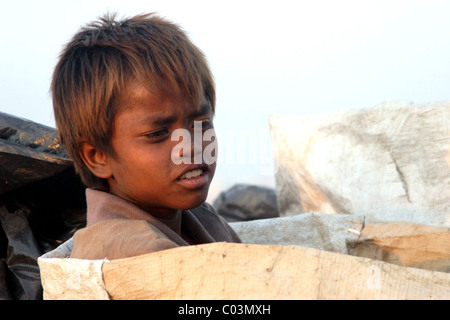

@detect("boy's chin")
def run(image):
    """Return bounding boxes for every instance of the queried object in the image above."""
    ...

[177,190,210,210]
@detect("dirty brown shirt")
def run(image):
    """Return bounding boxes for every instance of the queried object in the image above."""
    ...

[70,189,241,260]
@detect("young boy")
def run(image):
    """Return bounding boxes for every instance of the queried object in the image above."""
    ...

[51,13,241,260]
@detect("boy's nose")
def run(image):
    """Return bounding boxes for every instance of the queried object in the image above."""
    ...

[192,124,203,164]
[170,126,203,165]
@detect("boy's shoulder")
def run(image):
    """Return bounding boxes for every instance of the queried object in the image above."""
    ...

[70,218,178,260]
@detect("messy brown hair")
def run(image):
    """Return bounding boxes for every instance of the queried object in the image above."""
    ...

[51,13,215,188]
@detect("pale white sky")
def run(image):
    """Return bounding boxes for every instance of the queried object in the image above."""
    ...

[1,0,450,200]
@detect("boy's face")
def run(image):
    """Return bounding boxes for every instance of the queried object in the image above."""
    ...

[104,85,216,218]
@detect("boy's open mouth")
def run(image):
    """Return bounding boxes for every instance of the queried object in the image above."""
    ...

[177,166,208,181]
[175,165,210,189]
[178,168,204,180]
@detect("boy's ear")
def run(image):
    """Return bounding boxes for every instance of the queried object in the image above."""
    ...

[79,141,113,179]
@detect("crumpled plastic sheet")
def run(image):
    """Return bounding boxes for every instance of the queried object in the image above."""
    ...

[0,112,86,299]
[0,206,42,299]
[230,212,365,254]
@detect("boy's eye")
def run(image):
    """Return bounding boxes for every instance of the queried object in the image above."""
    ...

[144,129,169,139]
[194,120,213,131]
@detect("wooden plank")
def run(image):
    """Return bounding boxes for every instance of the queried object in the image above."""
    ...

[351,222,450,272]
[101,242,450,300]
[230,216,450,272]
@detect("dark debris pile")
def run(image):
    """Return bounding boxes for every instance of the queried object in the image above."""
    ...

[0,112,86,300]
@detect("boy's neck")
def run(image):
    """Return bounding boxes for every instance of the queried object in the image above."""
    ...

[154,210,182,235]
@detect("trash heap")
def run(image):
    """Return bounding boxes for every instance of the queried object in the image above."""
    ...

[2,100,450,299]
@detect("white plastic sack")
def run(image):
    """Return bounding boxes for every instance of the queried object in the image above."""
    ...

[270,101,450,227]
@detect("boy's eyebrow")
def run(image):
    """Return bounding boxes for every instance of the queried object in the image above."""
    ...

[149,113,178,126]
[139,103,212,127]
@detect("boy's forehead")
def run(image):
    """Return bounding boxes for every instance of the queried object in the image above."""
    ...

[117,83,211,115]
[122,84,158,105]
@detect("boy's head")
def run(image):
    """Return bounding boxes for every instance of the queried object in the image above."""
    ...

[52,13,217,212]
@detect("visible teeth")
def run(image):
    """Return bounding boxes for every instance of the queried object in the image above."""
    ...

[179,169,203,180]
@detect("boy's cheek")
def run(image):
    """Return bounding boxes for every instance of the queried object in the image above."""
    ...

[202,128,217,165]
[203,138,217,166]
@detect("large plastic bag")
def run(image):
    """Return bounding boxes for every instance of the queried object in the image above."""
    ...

[0,112,86,299]
[269,101,450,227]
